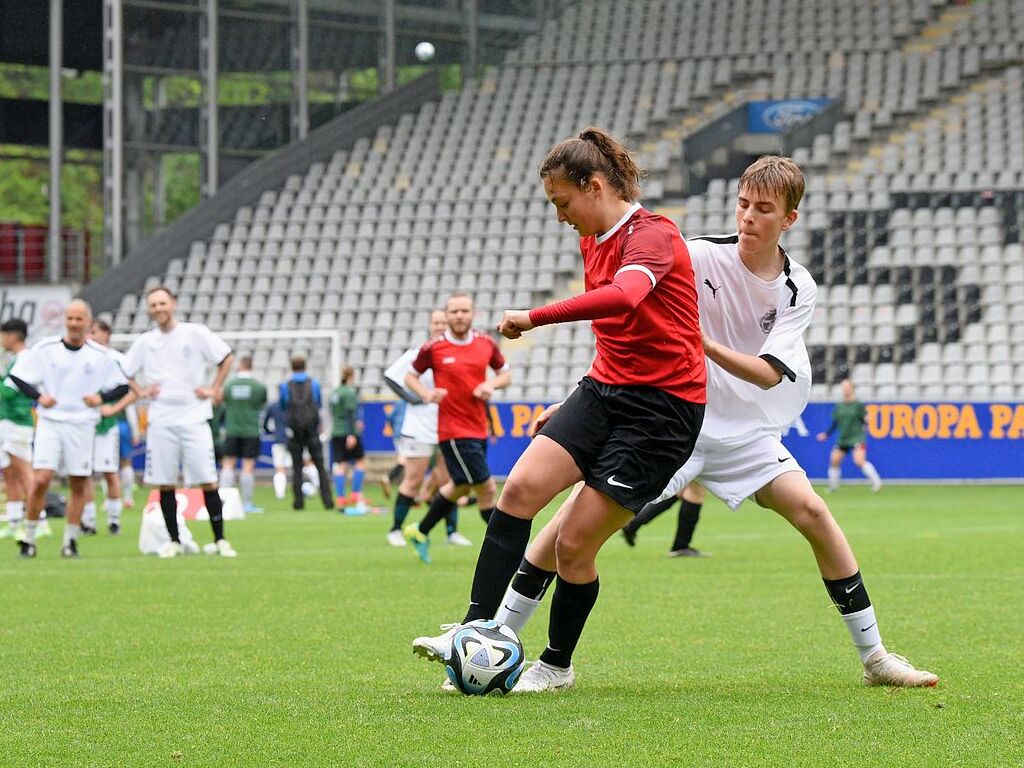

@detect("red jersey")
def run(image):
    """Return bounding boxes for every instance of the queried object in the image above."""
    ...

[580,204,706,402]
[412,330,508,441]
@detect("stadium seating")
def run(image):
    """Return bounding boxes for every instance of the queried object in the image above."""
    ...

[111,0,1024,403]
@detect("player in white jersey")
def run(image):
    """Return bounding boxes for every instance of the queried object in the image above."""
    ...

[80,319,134,535]
[491,157,937,691]
[382,309,463,548]
[122,286,237,558]
[9,300,128,558]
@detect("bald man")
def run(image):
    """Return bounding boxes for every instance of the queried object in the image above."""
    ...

[8,300,129,558]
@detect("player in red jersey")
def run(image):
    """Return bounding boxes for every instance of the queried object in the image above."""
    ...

[401,292,511,562]
[412,127,706,690]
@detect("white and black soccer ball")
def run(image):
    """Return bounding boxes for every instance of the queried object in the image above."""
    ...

[414,41,435,62]
[445,620,524,696]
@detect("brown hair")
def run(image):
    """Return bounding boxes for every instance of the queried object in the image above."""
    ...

[239,355,253,369]
[539,126,645,201]
[92,319,112,334]
[290,355,306,372]
[445,291,474,309]
[739,155,805,213]
[146,285,177,301]
[341,365,355,384]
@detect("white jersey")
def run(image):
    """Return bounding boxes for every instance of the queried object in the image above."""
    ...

[688,235,814,446]
[10,337,126,425]
[123,322,232,425]
[383,346,438,445]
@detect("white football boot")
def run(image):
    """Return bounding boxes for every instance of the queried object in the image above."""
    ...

[157,541,183,559]
[862,651,938,687]
[386,529,406,547]
[412,623,461,664]
[446,532,473,547]
[512,660,575,693]
[215,539,238,558]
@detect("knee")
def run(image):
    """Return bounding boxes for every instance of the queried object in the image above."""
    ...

[554,529,592,573]
[784,493,832,531]
[497,476,534,511]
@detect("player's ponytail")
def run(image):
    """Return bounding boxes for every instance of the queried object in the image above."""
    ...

[540,126,645,201]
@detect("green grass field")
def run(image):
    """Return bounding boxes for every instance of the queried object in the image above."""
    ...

[2,483,1022,767]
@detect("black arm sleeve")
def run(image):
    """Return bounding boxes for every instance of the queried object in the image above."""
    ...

[8,375,41,401]
[99,383,131,403]
[383,373,425,405]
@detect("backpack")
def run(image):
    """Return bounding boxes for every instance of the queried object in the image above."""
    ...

[287,379,320,431]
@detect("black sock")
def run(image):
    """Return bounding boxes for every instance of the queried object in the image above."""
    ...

[671,500,702,551]
[445,506,459,536]
[625,496,677,534]
[509,557,556,601]
[160,489,180,542]
[203,489,225,541]
[387,464,405,484]
[463,509,532,622]
[418,492,456,536]
[823,570,871,615]
[479,506,494,524]
[540,576,600,669]
[392,492,415,531]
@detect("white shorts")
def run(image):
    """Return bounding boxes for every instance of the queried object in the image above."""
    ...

[1,420,34,464]
[145,421,217,487]
[33,419,95,477]
[397,435,436,459]
[93,428,120,474]
[271,442,293,469]
[656,432,805,511]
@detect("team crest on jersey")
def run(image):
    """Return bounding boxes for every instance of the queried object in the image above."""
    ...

[442,356,456,364]
[627,224,634,235]
[759,309,777,335]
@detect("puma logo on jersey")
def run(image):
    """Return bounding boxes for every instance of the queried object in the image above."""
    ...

[627,224,634,235]
[704,279,721,298]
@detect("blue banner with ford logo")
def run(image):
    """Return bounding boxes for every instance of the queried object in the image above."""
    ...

[748,99,833,133]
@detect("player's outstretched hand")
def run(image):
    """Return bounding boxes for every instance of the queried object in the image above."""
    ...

[138,383,160,400]
[815,432,828,441]
[38,394,57,408]
[345,434,357,449]
[99,404,116,418]
[529,402,561,438]
[195,386,221,401]
[82,393,103,407]
[498,310,534,339]
[427,388,448,403]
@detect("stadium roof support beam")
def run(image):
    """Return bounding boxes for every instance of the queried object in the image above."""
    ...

[103,0,124,267]
[463,0,478,80]
[49,0,63,283]
[380,0,396,95]
[291,0,309,142]
[200,0,219,197]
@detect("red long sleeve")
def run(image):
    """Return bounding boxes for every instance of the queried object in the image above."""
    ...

[529,269,655,327]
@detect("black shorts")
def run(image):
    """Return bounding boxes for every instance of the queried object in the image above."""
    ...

[223,435,260,460]
[837,442,865,453]
[331,435,365,463]
[439,438,491,486]
[539,376,704,513]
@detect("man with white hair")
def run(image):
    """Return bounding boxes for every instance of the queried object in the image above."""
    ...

[9,300,128,558]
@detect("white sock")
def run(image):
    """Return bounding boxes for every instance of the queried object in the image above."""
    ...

[861,461,881,485]
[827,466,841,490]
[493,584,543,635]
[303,465,320,488]
[82,502,97,528]
[240,474,255,506]
[841,605,885,663]
[6,500,24,526]
[63,523,81,547]
[24,519,38,544]
[220,467,236,488]
[273,471,287,499]
[106,498,123,524]
[120,466,135,495]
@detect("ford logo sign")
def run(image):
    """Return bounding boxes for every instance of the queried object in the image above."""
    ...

[762,100,827,130]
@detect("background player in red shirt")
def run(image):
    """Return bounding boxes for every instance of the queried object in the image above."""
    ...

[412,127,706,691]
[402,292,511,562]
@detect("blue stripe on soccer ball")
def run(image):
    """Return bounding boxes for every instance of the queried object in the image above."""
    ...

[445,620,525,696]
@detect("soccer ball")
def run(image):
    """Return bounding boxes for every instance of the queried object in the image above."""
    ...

[445,620,524,696]
[415,41,435,62]
[301,481,315,497]
[202,542,218,555]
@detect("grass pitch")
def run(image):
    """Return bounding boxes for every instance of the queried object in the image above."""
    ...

[2,483,1022,767]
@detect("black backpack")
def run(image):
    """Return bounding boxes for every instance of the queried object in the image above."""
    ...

[286,379,320,431]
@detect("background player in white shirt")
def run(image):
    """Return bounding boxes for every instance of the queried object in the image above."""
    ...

[382,309,464,548]
[493,156,937,690]
[9,300,128,558]
[122,286,237,558]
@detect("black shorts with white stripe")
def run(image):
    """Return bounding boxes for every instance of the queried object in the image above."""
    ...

[439,438,490,486]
